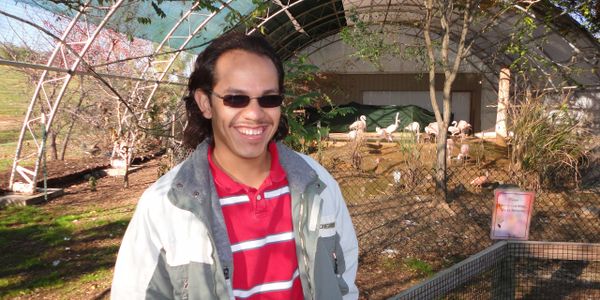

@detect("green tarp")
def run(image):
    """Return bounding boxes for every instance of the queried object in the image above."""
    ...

[308,102,437,133]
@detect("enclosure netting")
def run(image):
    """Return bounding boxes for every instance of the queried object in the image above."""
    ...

[393,241,600,299]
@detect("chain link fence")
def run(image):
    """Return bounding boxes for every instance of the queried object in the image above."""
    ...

[318,138,600,298]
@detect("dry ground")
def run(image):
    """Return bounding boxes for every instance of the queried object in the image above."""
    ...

[1,137,598,299]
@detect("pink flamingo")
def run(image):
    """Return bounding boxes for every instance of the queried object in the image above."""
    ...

[470,170,490,188]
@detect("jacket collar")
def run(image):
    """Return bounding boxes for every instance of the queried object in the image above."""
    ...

[170,140,320,211]
[275,142,319,195]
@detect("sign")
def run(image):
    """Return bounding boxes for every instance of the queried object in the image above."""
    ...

[490,189,535,240]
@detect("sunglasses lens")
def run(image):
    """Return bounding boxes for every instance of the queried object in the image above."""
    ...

[258,95,284,108]
[222,95,251,108]
[219,94,283,108]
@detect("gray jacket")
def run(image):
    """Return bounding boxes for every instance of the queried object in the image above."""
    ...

[111,141,359,299]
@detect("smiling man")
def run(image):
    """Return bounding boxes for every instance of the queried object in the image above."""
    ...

[111,32,358,300]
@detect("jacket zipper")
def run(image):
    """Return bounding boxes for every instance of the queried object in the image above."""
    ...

[298,192,313,299]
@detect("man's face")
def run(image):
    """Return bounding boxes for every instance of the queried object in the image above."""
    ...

[195,49,281,162]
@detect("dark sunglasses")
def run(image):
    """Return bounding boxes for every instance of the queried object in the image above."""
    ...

[211,91,284,108]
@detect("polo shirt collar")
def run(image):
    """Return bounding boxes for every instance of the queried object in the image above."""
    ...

[208,141,286,194]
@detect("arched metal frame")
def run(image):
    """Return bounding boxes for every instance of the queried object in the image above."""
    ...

[9,0,127,193]
[5,0,599,193]
[115,0,235,166]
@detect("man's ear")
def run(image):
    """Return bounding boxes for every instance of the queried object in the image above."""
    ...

[194,89,212,119]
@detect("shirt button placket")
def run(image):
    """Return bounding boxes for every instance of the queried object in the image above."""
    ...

[256,193,267,213]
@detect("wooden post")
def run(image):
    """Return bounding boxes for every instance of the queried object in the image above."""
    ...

[496,68,510,139]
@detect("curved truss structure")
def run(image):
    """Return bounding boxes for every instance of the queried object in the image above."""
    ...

[2,0,598,193]
[9,0,127,193]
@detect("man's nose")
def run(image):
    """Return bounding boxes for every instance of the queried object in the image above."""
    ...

[241,98,265,119]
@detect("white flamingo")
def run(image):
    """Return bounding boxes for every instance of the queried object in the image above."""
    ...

[404,121,421,142]
[457,120,472,135]
[348,130,358,140]
[448,121,460,136]
[349,115,367,132]
[375,126,391,142]
[381,113,400,142]
[424,122,439,142]
[404,121,420,133]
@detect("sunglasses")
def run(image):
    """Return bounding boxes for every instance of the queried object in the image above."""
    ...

[211,91,284,108]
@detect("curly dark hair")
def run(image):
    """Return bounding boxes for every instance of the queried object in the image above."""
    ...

[182,32,289,150]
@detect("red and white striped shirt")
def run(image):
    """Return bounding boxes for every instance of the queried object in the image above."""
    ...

[208,142,303,300]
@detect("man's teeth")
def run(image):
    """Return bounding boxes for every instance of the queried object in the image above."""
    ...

[239,128,263,135]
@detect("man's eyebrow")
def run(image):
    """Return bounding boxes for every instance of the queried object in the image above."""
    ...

[223,88,280,95]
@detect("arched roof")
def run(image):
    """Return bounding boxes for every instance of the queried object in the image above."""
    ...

[9,0,600,77]
[2,0,599,192]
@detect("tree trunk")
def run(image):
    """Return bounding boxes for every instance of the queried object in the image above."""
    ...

[123,146,130,188]
[48,130,58,160]
[435,123,449,196]
[60,75,85,160]
[59,120,75,160]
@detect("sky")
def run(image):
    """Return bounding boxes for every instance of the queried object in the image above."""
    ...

[0,1,57,52]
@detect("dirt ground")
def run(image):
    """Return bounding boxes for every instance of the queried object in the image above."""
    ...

[1,137,597,299]
[0,138,516,299]
[0,153,163,299]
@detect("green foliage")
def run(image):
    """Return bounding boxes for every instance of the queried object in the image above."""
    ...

[339,12,401,71]
[508,95,590,189]
[404,257,434,276]
[282,56,354,153]
[136,17,152,25]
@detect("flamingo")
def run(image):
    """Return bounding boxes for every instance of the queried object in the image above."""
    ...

[348,129,358,140]
[381,113,400,142]
[470,170,490,188]
[446,138,455,156]
[404,121,421,142]
[349,115,367,132]
[424,122,439,143]
[375,126,387,144]
[457,120,472,136]
[404,121,420,133]
[376,126,393,142]
[456,144,470,161]
[448,121,460,136]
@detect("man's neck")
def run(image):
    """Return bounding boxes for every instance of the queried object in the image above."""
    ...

[211,147,271,189]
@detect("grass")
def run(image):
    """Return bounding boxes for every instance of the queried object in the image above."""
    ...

[0,203,133,298]
[0,66,31,118]
[404,258,434,276]
[0,141,34,173]
[0,129,22,145]
[0,65,33,174]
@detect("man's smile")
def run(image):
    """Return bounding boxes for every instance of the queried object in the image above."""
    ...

[236,126,267,137]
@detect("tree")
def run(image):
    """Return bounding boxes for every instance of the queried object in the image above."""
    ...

[423,0,479,194]
[340,0,483,194]
[338,0,599,195]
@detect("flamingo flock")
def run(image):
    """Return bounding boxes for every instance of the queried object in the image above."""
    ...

[344,115,476,163]
[341,114,489,188]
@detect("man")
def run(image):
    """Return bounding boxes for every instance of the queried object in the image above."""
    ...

[111,32,358,300]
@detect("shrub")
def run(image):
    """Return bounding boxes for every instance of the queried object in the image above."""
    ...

[508,95,589,190]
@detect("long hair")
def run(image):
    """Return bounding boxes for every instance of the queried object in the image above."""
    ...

[182,32,289,150]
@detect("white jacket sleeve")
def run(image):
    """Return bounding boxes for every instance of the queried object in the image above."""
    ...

[111,182,171,299]
[333,179,359,300]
